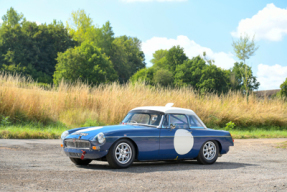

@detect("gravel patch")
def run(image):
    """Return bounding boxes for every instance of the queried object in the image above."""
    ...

[0,139,287,191]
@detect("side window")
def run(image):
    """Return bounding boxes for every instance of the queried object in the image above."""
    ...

[150,114,162,126]
[161,115,169,128]
[189,115,204,128]
[170,114,189,129]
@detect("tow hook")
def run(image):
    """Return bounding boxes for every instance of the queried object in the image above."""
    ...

[80,150,86,160]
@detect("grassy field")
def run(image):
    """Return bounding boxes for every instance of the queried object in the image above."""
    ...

[1,125,287,139]
[229,130,287,139]
[0,126,65,139]
[0,73,286,139]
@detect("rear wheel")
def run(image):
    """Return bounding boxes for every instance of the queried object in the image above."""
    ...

[107,139,135,169]
[197,140,219,164]
[70,158,92,166]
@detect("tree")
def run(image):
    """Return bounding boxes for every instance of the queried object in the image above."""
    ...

[232,34,259,96]
[132,46,186,86]
[153,69,173,86]
[150,49,169,71]
[202,51,215,65]
[232,34,259,64]
[98,21,114,57]
[151,49,168,65]
[0,19,76,83]
[1,7,25,27]
[110,36,145,82]
[66,9,93,42]
[174,56,230,93]
[165,46,188,72]
[66,10,145,83]
[130,49,170,85]
[53,41,118,85]
[230,62,260,92]
[130,67,156,84]
[279,78,287,98]
[109,39,129,82]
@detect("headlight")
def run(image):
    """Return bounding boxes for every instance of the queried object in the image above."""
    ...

[61,131,69,140]
[95,132,105,144]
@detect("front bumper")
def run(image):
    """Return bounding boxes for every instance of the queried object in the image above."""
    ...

[63,139,108,160]
[63,148,108,160]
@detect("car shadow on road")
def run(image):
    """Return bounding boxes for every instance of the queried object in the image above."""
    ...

[77,160,257,173]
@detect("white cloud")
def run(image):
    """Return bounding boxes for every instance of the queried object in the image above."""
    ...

[142,35,236,69]
[35,21,41,25]
[121,0,187,2]
[257,64,287,90]
[28,21,41,25]
[231,3,287,41]
[0,19,3,24]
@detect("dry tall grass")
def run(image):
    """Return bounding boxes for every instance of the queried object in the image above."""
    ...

[0,73,286,128]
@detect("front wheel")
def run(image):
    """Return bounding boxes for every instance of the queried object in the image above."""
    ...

[70,158,92,166]
[107,139,135,169]
[197,140,219,164]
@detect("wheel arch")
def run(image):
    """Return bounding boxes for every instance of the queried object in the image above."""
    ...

[213,140,222,154]
[197,139,220,164]
[111,137,139,160]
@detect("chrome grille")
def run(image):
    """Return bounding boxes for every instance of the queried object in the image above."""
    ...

[64,139,90,149]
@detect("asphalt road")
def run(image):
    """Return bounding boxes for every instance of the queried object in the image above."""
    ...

[0,139,287,192]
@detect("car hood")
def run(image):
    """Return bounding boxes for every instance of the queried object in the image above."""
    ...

[65,124,143,140]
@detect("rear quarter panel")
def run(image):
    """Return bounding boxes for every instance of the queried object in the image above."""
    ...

[192,129,233,155]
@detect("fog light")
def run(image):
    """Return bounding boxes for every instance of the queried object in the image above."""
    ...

[92,146,97,150]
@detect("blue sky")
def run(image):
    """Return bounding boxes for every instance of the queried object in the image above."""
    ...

[1,0,287,90]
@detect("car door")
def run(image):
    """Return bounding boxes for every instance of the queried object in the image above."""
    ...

[159,114,196,160]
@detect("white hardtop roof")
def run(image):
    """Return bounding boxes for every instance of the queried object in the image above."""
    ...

[130,103,207,128]
[131,103,196,115]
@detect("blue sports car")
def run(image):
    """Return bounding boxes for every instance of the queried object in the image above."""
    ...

[61,103,234,168]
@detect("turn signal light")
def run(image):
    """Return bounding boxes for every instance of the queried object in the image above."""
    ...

[230,134,234,143]
[92,146,97,150]
[60,144,63,147]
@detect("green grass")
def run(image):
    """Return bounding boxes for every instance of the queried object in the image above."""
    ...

[276,141,287,149]
[0,118,105,139]
[0,124,67,139]
[230,130,287,139]
[1,124,287,139]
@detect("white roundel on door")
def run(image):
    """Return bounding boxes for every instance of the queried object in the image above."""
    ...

[174,129,194,155]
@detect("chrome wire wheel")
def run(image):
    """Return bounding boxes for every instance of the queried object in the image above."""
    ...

[115,143,132,164]
[203,141,216,160]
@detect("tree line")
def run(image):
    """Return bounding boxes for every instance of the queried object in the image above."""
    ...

[131,45,259,94]
[2,7,286,96]
[0,8,145,84]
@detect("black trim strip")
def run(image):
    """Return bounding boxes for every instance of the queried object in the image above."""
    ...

[130,110,165,115]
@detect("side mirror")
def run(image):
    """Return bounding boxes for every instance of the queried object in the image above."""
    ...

[170,124,176,130]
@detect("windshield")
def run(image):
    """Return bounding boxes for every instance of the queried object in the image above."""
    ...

[122,112,162,126]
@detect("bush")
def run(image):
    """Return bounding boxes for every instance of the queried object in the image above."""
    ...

[153,69,173,86]
[1,116,11,126]
[225,121,236,131]
[81,119,105,127]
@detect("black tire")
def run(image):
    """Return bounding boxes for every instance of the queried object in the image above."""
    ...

[107,139,135,169]
[197,140,219,164]
[70,158,92,166]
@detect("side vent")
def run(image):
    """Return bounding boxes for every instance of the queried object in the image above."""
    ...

[165,103,174,107]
